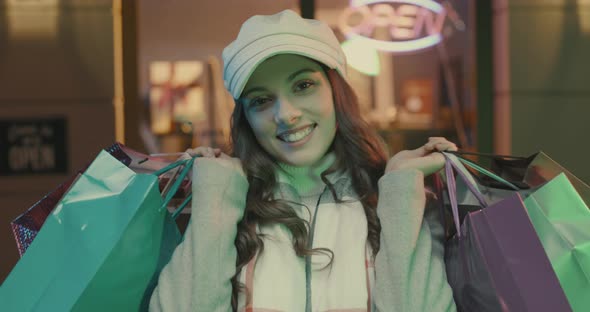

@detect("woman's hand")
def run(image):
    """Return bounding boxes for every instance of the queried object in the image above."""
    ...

[183,146,245,177]
[385,137,458,176]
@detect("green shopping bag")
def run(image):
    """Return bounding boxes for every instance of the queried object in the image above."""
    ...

[523,174,590,312]
[444,153,590,311]
[0,150,194,311]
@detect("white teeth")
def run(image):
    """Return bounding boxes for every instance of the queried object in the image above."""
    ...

[280,125,314,143]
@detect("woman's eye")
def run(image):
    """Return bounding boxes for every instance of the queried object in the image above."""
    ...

[250,97,272,108]
[294,80,315,92]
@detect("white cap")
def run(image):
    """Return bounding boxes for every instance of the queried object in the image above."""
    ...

[222,9,347,99]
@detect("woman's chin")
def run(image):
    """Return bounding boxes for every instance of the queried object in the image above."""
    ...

[280,154,321,167]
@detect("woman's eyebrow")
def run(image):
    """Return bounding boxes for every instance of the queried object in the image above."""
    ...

[241,87,267,98]
[242,68,318,98]
[287,68,317,82]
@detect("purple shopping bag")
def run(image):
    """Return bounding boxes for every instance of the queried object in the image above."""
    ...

[442,155,571,312]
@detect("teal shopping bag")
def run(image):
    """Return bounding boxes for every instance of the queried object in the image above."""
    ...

[444,153,590,311]
[0,150,194,312]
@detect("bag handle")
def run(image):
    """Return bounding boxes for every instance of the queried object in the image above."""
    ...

[154,156,198,215]
[153,158,191,176]
[447,153,522,191]
[443,153,491,205]
[445,159,462,236]
[443,152,528,236]
[172,194,192,220]
[443,153,491,237]
[445,150,529,160]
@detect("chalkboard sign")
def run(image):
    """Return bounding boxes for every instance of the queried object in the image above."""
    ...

[0,118,68,175]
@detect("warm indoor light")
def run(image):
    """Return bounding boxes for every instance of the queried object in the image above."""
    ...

[341,38,381,76]
[7,0,59,39]
[579,0,590,34]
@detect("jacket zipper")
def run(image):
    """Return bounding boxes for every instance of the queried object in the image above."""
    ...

[305,185,328,312]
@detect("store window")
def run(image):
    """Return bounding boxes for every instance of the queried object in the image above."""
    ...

[316,0,476,154]
[138,1,297,154]
[139,1,475,155]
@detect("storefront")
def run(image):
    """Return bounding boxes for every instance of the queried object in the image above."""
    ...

[0,0,487,284]
[3,0,589,286]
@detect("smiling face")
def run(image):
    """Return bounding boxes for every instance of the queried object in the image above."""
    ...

[240,54,337,167]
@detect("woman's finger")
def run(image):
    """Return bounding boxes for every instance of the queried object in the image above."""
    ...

[185,146,218,158]
[218,152,231,159]
[433,142,458,152]
[424,140,441,152]
[445,143,459,152]
[187,147,201,156]
[424,141,436,152]
[425,138,457,151]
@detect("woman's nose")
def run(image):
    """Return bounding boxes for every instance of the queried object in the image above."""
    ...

[273,97,301,125]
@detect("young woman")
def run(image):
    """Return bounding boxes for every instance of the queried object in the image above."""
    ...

[150,10,457,312]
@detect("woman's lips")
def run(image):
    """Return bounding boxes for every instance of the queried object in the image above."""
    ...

[276,124,317,143]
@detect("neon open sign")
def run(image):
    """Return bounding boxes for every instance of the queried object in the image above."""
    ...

[338,0,447,53]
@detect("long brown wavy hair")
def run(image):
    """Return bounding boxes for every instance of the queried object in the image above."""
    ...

[227,65,389,310]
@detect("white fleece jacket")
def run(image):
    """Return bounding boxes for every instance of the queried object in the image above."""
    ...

[149,157,456,312]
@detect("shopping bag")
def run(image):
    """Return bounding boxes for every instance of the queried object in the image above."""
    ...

[442,154,572,312]
[10,143,133,257]
[524,152,590,206]
[445,153,590,311]
[112,143,192,198]
[10,142,190,257]
[0,150,194,311]
[10,173,81,257]
[450,150,590,207]
[524,174,590,311]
